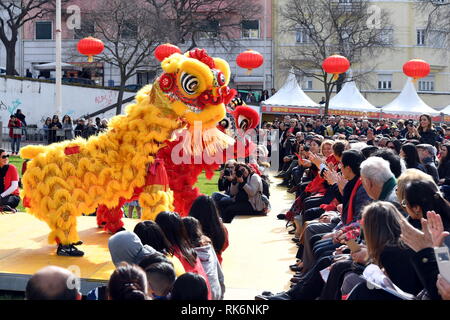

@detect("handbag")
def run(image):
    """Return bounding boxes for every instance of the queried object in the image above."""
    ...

[254,176,271,214]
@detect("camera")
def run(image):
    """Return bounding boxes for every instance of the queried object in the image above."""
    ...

[303,145,310,152]
[235,168,244,178]
[223,169,232,177]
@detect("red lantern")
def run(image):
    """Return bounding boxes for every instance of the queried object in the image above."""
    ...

[322,55,350,80]
[403,59,430,81]
[236,50,264,74]
[154,43,181,62]
[77,37,104,62]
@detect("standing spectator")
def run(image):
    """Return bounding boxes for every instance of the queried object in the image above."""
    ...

[318,97,326,105]
[26,266,82,300]
[15,109,26,127]
[48,115,62,144]
[260,90,269,102]
[8,115,22,156]
[99,119,109,133]
[61,115,74,140]
[74,119,86,138]
[171,273,209,300]
[95,117,102,129]
[418,114,437,146]
[85,118,98,138]
[42,117,52,142]
[271,88,276,96]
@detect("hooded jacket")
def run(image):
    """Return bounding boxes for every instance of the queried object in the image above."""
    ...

[194,244,225,300]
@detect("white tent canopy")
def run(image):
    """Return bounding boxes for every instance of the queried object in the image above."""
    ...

[261,72,319,107]
[382,78,439,116]
[33,62,80,71]
[441,104,450,115]
[329,81,379,112]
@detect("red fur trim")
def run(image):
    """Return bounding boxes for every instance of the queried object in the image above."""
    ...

[233,105,260,129]
[189,48,215,69]
[64,146,80,155]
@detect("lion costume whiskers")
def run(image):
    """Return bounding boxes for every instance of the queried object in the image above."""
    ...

[20,48,236,256]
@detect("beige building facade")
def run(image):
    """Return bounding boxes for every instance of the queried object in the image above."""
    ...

[272,0,450,110]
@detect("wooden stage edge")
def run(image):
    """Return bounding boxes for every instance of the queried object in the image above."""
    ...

[0,213,140,294]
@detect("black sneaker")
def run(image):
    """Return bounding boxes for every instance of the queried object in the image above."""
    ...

[1,205,17,213]
[277,213,286,220]
[57,244,84,257]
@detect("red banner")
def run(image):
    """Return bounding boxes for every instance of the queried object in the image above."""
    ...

[261,106,319,115]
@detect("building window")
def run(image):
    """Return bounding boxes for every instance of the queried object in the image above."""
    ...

[296,28,310,44]
[121,22,138,39]
[377,74,392,90]
[199,20,220,39]
[75,20,95,39]
[302,77,313,90]
[241,20,259,39]
[417,29,426,46]
[137,70,156,86]
[419,76,435,91]
[35,21,52,40]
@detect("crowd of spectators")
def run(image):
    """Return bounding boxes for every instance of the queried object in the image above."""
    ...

[42,115,108,144]
[252,113,450,300]
[19,111,450,300]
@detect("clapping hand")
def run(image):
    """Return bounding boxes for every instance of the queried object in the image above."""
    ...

[437,275,450,300]
[400,218,433,252]
[425,211,449,248]
[323,169,339,185]
[308,151,324,168]
[336,174,348,193]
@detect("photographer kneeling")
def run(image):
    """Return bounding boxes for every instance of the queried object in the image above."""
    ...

[212,160,237,206]
[220,163,265,223]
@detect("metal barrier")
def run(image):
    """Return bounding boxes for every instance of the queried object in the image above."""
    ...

[0,126,103,153]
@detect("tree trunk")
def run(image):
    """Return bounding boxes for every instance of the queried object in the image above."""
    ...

[324,75,330,116]
[5,41,17,76]
[116,84,125,115]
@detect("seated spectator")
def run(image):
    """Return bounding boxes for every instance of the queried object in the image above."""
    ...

[371,148,405,178]
[182,216,225,300]
[133,220,185,276]
[418,114,438,146]
[400,143,427,172]
[0,149,21,212]
[386,139,401,155]
[346,202,424,300]
[416,144,439,183]
[360,156,397,203]
[108,231,156,267]
[108,262,148,300]
[26,266,82,300]
[438,143,450,200]
[171,273,209,300]
[189,195,229,264]
[155,211,212,299]
[402,179,450,230]
[140,261,176,300]
[74,119,86,138]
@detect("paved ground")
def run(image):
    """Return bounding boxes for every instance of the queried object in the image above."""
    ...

[222,177,296,300]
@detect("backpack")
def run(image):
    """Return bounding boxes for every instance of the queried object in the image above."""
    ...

[261,175,270,198]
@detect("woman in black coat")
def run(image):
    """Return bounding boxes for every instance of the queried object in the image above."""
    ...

[418,114,437,146]
[438,144,450,187]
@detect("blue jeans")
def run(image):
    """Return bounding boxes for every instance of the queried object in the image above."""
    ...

[11,137,21,153]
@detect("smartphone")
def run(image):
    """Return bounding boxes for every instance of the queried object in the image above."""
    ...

[347,239,361,253]
[434,246,450,282]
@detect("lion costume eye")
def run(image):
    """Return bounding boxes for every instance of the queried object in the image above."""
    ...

[181,72,199,95]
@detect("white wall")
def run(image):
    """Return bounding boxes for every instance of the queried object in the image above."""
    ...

[0,77,135,125]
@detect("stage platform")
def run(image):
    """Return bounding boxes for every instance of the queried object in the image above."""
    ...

[0,179,296,299]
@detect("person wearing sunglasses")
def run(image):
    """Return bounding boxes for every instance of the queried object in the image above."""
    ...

[0,149,20,212]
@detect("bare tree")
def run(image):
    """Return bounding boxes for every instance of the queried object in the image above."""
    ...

[281,0,394,115]
[417,0,450,49]
[0,0,57,75]
[146,0,262,51]
[85,0,163,115]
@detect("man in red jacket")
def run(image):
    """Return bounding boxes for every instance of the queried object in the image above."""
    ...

[0,149,20,212]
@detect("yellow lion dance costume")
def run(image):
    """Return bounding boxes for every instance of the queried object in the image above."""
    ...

[20,48,236,256]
